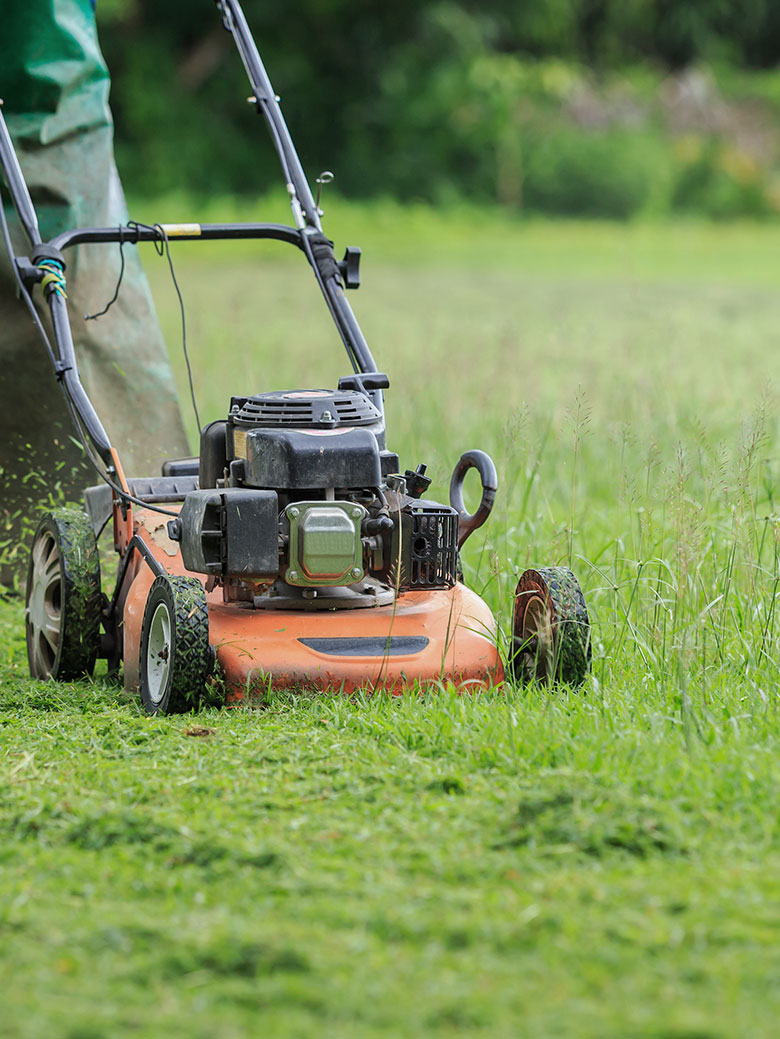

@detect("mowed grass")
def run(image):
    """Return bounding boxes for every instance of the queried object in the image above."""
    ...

[4,202,780,1036]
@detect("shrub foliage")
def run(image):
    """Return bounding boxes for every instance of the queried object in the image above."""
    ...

[97,2,780,216]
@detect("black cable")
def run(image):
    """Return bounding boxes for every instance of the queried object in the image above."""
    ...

[95,508,113,542]
[81,219,201,431]
[84,233,126,320]
[0,189,178,518]
[58,377,179,517]
[126,221,201,433]
[157,225,202,433]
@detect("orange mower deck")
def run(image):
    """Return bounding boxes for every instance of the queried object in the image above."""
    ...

[121,509,504,698]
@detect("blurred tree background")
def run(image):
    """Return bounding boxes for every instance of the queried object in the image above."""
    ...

[98,0,780,218]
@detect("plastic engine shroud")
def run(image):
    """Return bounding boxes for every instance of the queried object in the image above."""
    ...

[230,389,381,429]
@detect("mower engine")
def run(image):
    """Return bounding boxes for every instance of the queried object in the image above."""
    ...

[168,384,460,610]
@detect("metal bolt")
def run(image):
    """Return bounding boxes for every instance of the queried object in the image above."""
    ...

[352,507,363,519]
[320,409,333,423]
[289,507,300,519]
[288,570,299,582]
[351,567,363,580]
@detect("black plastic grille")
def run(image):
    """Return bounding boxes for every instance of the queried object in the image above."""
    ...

[232,389,380,428]
[408,505,459,588]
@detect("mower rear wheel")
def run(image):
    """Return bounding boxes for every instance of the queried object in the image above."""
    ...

[139,575,210,715]
[25,509,102,680]
[509,566,591,687]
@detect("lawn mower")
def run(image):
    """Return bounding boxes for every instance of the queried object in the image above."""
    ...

[0,0,591,712]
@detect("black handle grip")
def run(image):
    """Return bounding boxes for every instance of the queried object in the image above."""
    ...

[449,450,498,548]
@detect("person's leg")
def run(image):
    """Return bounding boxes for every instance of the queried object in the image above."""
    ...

[0,128,191,586]
[0,266,91,585]
[14,123,191,476]
[0,1,189,587]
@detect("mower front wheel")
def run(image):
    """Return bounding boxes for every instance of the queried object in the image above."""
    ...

[25,509,102,680]
[139,575,210,715]
[509,566,591,687]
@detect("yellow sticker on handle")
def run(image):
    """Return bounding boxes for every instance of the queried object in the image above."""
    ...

[160,223,202,237]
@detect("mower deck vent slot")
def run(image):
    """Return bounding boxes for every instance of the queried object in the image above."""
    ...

[408,507,459,588]
[298,636,429,657]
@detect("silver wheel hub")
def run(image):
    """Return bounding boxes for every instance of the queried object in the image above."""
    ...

[146,602,172,705]
[25,531,63,678]
[522,594,555,680]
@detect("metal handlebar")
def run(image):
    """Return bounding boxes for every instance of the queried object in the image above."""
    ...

[214,0,381,383]
[0,103,41,247]
[214,0,319,232]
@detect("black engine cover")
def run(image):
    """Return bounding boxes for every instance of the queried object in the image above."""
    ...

[175,488,279,578]
[243,427,381,489]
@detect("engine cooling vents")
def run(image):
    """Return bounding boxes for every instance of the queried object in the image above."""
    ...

[406,504,459,588]
[230,389,381,429]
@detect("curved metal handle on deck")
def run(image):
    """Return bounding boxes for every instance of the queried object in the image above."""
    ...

[449,450,498,548]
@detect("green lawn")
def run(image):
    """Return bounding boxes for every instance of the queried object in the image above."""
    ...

[3,204,780,1037]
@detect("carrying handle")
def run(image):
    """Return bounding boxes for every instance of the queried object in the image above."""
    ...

[449,450,498,548]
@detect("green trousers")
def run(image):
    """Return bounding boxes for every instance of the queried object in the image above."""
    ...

[0,1,188,584]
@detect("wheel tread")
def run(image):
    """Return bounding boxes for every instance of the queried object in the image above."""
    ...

[510,565,591,687]
[168,575,210,711]
[140,575,210,714]
[26,508,101,680]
